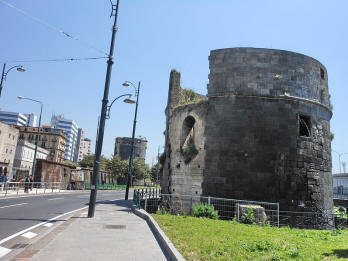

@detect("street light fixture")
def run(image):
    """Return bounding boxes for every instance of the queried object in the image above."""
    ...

[87,0,120,219]
[123,81,141,200]
[0,64,25,99]
[17,96,43,178]
[332,150,348,174]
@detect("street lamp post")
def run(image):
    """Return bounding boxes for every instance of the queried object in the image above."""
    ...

[17,96,42,177]
[332,150,348,174]
[87,0,120,218]
[123,81,140,200]
[0,63,25,99]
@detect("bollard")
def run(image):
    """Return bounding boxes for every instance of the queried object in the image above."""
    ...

[5,183,8,197]
[145,198,148,212]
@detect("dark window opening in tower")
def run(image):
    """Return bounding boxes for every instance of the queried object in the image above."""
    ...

[320,68,325,80]
[181,116,198,164]
[299,115,311,137]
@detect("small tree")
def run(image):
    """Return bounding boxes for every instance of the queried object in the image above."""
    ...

[192,204,219,219]
[132,158,150,182]
[106,156,128,181]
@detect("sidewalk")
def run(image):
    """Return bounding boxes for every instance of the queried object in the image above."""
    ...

[18,200,169,261]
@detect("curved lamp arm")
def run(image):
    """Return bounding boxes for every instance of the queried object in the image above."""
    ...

[3,65,25,80]
[123,81,137,97]
[106,93,132,119]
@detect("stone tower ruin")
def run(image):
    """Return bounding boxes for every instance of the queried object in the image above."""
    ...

[162,47,333,212]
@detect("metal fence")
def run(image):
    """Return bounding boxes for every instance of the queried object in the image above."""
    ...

[133,189,280,227]
[133,189,348,230]
[0,182,62,197]
[277,210,348,230]
[334,193,348,200]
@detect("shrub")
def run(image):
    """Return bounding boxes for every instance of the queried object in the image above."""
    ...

[241,207,255,224]
[192,204,219,219]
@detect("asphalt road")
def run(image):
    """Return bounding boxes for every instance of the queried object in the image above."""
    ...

[0,191,126,241]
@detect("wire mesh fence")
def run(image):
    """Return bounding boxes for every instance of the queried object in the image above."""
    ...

[333,193,348,200]
[133,189,280,227]
[133,189,348,230]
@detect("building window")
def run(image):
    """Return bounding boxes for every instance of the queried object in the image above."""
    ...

[320,68,325,80]
[299,115,311,137]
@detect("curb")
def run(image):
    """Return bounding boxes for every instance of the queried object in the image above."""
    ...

[131,203,185,261]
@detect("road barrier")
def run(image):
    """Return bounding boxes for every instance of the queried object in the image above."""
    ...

[85,184,126,190]
[0,182,63,198]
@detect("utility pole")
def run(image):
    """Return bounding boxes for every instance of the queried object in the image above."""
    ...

[88,0,120,218]
[125,82,140,200]
[156,146,160,186]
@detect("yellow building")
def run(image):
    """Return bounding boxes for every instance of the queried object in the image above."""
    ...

[17,125,67,163]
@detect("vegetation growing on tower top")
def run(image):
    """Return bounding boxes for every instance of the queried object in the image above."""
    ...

[178,88,203,106]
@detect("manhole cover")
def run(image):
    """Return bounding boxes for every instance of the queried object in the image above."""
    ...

[103,224,126,229]
[11,243,30,249]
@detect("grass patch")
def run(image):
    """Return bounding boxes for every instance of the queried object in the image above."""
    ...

[152,214,348,260]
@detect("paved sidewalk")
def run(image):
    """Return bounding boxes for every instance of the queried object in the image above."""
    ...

[25,200,168,261]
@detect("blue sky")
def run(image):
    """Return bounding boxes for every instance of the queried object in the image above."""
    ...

[1,0,347,173]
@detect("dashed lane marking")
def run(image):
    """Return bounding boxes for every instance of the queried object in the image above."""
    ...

[21,232,38,239]
[0,206,88,245]
[47,198,64,201]
[0,203,28,209]
[0,246,11,258]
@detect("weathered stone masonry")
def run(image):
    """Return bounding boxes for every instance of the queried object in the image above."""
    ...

[162,48,333,212]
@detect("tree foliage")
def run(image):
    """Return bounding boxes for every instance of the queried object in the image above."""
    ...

[132,158,150,181]
[79,154,109,171]
[150,163,162,183]
[106,156,128,179]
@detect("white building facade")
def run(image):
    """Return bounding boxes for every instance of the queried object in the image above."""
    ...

[0,111,37,127]
[12,140,49,180]
[51,115,78,162]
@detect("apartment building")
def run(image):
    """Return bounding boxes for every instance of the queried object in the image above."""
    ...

[0,110,37,127]
[17,125,67,163]
[51,115,78,162]
[0,122,19,178]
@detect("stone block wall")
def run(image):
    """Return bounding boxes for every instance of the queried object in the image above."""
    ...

[163,48,333,213]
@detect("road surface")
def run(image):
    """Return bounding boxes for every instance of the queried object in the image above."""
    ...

[0,191,125,241]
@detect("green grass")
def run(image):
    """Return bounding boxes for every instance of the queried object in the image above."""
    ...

[152,214,348,260]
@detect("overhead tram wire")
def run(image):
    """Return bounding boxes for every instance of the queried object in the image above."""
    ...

[1,56,108,64]
[0,0,109,56]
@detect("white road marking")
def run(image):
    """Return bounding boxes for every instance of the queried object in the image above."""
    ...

[0,203,28,209]
[21,232,37,239]
[44,223,53,228]
[0,246,11,258]
[0,206,88,245]
[47,198,64,201]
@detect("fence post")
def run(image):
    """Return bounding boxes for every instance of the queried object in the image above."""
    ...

[208,196,211,206]
[145,198,148,212]
[277,203,280,228]
[44,183,46,194]
[237,203,239,222]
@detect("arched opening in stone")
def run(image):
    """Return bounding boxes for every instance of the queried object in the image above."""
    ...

[181,116,198,163]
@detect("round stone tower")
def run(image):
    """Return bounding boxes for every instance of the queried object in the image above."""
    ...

[163,47,333,213]
[203,48,332,212]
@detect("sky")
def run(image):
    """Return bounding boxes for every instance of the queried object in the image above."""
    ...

[0,0,347,173]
